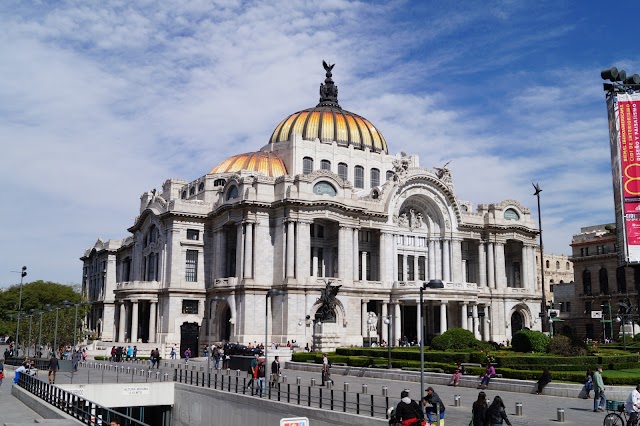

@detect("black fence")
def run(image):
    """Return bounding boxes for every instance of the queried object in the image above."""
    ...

[17,374,150,425]
[173,367,390,419]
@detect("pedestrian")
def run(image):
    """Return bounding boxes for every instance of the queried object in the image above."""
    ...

[149,349,156,368]
[625,384,640,425]
[485,395,512,426]
[48,354,59,384]
[0,358,4,387]
[321,353,331,386]
[536,368,552,394]
[133,346,138,361]
[72,350,81,372]
[126,345,132,361]
[170,346,176,360]
[478,363,496,389]
[584,368,594,399]
[213,346,220,369]
[184,348,191,364]
[256,356,266,396]
[110,346,116,362]
[594,365,606,412]
[393,389,424,425]
[270,356,280,388]
[422,386,445,423]
[246,354,258,391]
[14,362,27,384]
[472,391,488,426]
[154,348,161,369]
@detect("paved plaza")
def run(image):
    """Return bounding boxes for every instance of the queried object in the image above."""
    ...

[2,358,625,425]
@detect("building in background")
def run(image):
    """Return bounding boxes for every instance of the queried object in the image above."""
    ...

[81,63,544,355]
[535,249,574,304]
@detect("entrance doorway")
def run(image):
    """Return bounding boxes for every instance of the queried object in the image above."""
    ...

[180,322,199,358]
[510,311,523,333]
[221,306,231,341]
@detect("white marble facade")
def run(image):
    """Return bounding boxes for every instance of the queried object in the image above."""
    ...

[81,64,543,354]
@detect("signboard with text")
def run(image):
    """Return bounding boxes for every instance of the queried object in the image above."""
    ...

[607,92,640,264]
[280,417,309,426]
[591,310,603,319]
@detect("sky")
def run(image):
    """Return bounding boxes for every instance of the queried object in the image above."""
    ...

[2,0,639,287]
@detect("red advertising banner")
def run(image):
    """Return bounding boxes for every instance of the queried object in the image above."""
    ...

[617,94,640,248]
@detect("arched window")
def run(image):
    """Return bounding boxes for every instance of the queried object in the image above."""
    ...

[303,157,314,175]
[181,191,187,199]
[386,170,394,181]
[370,168,380,187]
[198,182,205,191]
[545,260,550,268]
[214,178,226,187]
[617,266,627,293]
[556,261,560,269]
[504,208,520,220]
[354,166,364,188]
[566,262,570,270]
[320,160,331,171]
[599,267,609,294]
[583,270,592,295]
[226,186,239,200]
[189,186,195,195]
[338,163,348,181]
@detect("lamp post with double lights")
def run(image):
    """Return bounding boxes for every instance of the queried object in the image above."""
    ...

[13,266,27,354]
[27,309,35,357]
[265,288,286,393]
[601,303,614,343]
[419,279,445,397]
[383,316,392,369]
[532,184,549,333]
[70,301,91,350]
[37,310,46,358]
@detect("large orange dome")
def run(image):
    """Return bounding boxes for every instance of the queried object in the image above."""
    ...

[209,151,287,177]
[269,61,388,154]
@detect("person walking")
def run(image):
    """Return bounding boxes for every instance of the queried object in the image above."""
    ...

[133,346,138,361]
[246,354,258,392]
[321,353,331,386]
[394,389,424,426]
[472,391,489,426]
[170,346,176,360]
[625,384,640,426]
[48,354,59,384]
[594,365,606,412]
[256,356,266,397]
[270,355,280,388]
[422,386,445,423]
[184,347,192,364]
[0,358,4,387]
[485,395,512,426]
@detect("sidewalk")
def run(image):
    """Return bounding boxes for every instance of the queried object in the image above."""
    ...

[0,369,43,424]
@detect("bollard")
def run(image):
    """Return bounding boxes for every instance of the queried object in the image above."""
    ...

[282,375,287,383]
[236,369,241,377]
[140,369,145,376]
[311,378,316,387]
[362,384,368,394]
[382,386,388,397]
[296,377,301,385]
[200,366,204,372]
[134,368,137,375]
[127,367,130,374]
[156,372,160,380]
[147,370,152,378]
[326,381,333,389]
[454,395,461,407]
[344,383,349,392]
[557,408,565,422]
[515,402,523,416]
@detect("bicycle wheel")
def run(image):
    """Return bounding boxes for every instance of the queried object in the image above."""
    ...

[604,413,625,426]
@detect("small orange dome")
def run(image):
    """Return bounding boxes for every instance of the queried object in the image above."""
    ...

[209,151,287,177]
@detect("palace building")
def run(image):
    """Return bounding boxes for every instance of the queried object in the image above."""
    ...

[81,63,543,355]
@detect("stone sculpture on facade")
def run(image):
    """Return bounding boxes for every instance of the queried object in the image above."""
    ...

[315,280,342,323]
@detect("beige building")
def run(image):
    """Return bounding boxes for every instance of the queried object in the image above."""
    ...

[535,248,574,303]
[81,63,545,355]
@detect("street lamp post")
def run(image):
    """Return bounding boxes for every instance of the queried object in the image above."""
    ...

[420,279,445,398]
[53,301,71,356]
[383,317,392,369]
[601,303,613,342]
[37,311,45,358]
[72,301,91,350]
[27,309,35,357]
[265,288,286,394]
[533,183,549,333]
[14,266,27,355]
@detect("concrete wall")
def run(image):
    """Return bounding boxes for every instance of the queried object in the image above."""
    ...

[57,382,174,408]
[172,383,386,426]
[11,385,81,424]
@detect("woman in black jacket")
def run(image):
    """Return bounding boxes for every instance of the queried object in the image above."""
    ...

[485,395,512,426]
[394,390,424,425]
[472,391,488,426]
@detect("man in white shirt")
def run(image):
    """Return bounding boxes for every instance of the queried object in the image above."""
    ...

[625,384,640,425]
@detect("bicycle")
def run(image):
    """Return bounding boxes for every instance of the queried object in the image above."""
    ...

[604,400,639,426]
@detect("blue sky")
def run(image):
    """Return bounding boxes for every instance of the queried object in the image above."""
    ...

[1,0,639,287]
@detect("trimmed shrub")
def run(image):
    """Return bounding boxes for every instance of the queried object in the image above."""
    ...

[512,330,550,353]
[549,335,589,356]
[430,328,480,351]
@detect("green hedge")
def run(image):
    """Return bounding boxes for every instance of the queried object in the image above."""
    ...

[335,348,485,363]
[512,330,550,353]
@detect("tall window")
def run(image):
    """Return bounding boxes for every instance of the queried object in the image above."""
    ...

[186,250,198,282]
[187,229,200,240]
[397,254,404,281]
[418,256,426,281]
[303,157,314,175]
[599,267,609,294]
[407,255,415,281]
[545,260,550,268]
[617,266,627,293]
[354,166,364,188]
[147,252,157,281]
[386,170,394,181]
[320,160,331,170]
[370,168,380,187]
[338,163,348,181]
[583,269,592,295]
[556,261,560,269]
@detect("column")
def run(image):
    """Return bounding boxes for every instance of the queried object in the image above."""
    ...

[495,242,506,290]
[379,232,388,283]
[487,242,495,289]
[286,220,295,278]
[478,242,487,287]
[439,301,448,334]
[443,239,451,282]
[394,304,401,346]
[296,221,311,282]
[451,239,462,283]
[235,223,244,279]
[428,240,436,279]
[266,293,272,344]
[361,251,368,282]
[381,303,389,343]
[521,245,529,290]
[118,302,126,343]
[472,303,481,340]
[353,229,359,281]
[244,222,254,279]
[361,300,368,338]
[467,306,473,331]
[483,305,491,341]
[312,248,319,278]
[392,235,398,282]
[338,226,349,280]
[402,254,408,282]
[435,240,442,279]
[149,302,157,343]
[131,301,139,343]
[460,302,468,330]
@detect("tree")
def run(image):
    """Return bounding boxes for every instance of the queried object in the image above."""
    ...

[0,280,87,353]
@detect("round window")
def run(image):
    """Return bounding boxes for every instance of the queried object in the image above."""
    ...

[313,181,337,196]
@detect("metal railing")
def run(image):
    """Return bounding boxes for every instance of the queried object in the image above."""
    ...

[173,366,390,419]
[17,374,150,425]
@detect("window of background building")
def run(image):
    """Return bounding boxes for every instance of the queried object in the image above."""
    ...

[556,261,560,269]
[338,163,348,181]
[566,262,570,270]
[585,301,592,313]
[182,300,199,314]
[303,157,314,175]
[599,268,609,294]
[181,191,187,199]
[617,266,627,293]
[545,260,550,268]
[320,159,331,170]
[565,301,571,312]
[354,166,364,188]
[185,250,198,282]
[370,168,380,187]
[187,229,200,240]
[583,269,592,295]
